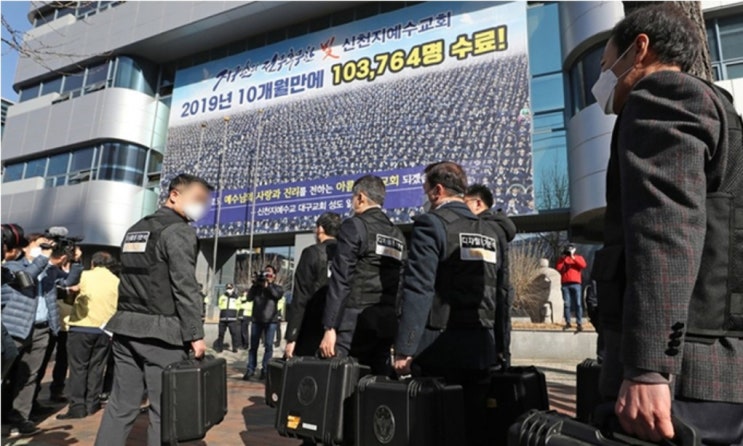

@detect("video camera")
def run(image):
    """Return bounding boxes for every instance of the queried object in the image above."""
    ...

[1,223,34,291]
[252,271,270,286]
[42,226,83,259]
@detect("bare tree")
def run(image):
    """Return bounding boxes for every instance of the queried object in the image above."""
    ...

[535,164,569,264]
[622,1,713,81]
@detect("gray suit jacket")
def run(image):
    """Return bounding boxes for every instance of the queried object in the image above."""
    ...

[595,70,743,403]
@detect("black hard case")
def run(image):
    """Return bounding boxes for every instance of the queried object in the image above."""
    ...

[265,357,286,408]
[508,410,700,446]
[275,356,370,445]
[576,358,603,423]
[488,366,550,444]
[161,355,227,445]
[355,375,466,446]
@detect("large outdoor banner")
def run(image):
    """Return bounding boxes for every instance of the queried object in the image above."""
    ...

[163,1,532,238]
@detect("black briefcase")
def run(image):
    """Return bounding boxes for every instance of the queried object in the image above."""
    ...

[355,375,465,446]
[265,357,285,408]
[577,358,603,423]
[161,355,227,445]
[508,410,700,446]
[276,356,370,445]
[488,366,550,444]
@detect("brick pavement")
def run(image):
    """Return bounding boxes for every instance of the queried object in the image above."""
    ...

[2,348,579,446]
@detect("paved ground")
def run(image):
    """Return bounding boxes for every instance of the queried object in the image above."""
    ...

[1,330,581,445]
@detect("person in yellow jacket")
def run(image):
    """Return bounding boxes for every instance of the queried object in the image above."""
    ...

[57,251,119,420]
[237,290,252,350]
[215,284,240,353]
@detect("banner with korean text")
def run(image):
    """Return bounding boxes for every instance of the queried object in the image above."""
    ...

[164,1,532,237]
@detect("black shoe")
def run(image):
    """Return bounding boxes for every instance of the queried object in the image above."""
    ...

[29,403,57,420]
[232,348,238,353]
[56,409,87,420]
[12,420,40,437]
[88,402,102,415]
[242,372,254,381]
[576,324,583,333]
[562,323,572,331]
[259,371,266,381]
[50,393,68,403]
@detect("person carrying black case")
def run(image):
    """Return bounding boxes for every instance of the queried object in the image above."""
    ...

[161,355,227,445]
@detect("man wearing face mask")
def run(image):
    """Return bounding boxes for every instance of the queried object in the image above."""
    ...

[319,175,406,377]
[215,284,241,353]
[285,212,341,359]
[394,162,504,446]
[95,173,213,446]
[590,5,743,444]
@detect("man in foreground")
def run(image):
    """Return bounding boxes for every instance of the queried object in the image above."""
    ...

[95,174,211,446]
[591,5,743,443]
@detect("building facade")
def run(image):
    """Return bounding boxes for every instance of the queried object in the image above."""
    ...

[2,1,743,280]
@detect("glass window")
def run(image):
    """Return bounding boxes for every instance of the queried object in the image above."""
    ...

[718,14,743,61]
[533,111,565,132]
[707,24,720,62]
[3,164,24,182]
[567,44,604,117]
[148,151,163,173]
[62,71,85,93]
[47,153,70,176]
[528,3,561,76]
[76,1,98,16]
[98,143,147,185]
[41,77,63,95]
[531,73,565,113]
[726,61,743,79]
[24,158,47,178]
[85,62,110,87]
[114,57,156,96]
[33,10,55,26]
[70,147,96,172]
[55,5,75,19]
[19,85,40,102]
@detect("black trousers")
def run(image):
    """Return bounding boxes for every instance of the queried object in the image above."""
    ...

[239,318,250,349]
[95,335,187,446]
[35,330,67,400]
[216,320,240,351]
[67,330,111,413]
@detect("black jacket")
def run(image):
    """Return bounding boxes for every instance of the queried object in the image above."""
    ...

[248,283,283,324]
[285,239,337,353]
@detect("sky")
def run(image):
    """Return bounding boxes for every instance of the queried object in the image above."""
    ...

[1,1,32,102]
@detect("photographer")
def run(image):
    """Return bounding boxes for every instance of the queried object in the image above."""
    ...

[243,265,283,381]
[556,244,587,332]
[1,224,32,380]
[2,232,82,437]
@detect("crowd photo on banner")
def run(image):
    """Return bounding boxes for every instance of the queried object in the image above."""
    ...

[1,1,743,446]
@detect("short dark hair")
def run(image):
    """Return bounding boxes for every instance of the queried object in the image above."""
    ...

[466,184,494,209]
[610,4,700,73]
[264,264,277,274]
[168,174,214,194]
[26,233,46,244]
[316,212,342,237]
[425,162,467,195]
[91,251,113,268]
[352,175,386,206]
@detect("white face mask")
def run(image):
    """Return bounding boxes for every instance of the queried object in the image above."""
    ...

[591,45,634,115]
[183,202,207,222]
[29,247,43,259]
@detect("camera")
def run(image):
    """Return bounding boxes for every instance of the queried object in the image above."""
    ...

[1,223,34,292]
[42,226,83,259]
[252,271,269,286]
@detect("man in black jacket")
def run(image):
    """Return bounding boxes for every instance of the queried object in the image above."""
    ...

[244,265,283,381]
[285,213,341,358]
[95,174,211,446]
[319,175,406,376]
[465,184,516,367]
